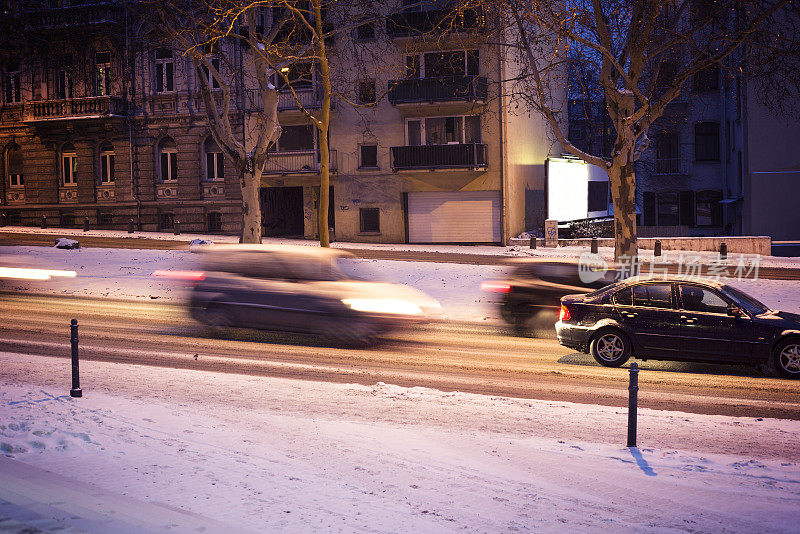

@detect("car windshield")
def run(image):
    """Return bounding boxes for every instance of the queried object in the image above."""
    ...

[723,285,771,314]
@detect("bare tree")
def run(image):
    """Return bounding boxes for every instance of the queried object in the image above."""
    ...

[474,0,800,260]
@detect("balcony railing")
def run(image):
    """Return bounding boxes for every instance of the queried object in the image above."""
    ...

[263,150,338,174]
[22,96,125,122]
[386,7,485,37]
[241,88,325,112]
[388,76,487,105]
[654,158,686,175]
[391,144,487,170]
[20,3,125,30]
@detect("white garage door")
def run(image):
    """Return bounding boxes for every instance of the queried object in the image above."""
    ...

[408,191,501,243]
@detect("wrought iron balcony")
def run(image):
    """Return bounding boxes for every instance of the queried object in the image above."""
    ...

[241,88,327,112]
[263,150,338,175]
[19,3,125,30]
[22,96,125,122]
[386,7,485,37]
[391,143,487,171]
[388,76,487,105]
[654,157,687,175]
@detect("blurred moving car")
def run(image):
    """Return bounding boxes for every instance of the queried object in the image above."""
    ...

[556,276,800,378]
[481,258,617,334]
[172,245,440,345]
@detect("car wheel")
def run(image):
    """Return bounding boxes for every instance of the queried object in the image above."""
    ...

[590,329,632,367]
[774,339,800,378]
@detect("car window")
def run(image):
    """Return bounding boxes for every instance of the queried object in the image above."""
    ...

[631,283,673,309]
[679,285,729,314]
[613,286,632,306]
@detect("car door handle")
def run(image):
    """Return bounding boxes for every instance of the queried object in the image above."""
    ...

[680,315,697,324]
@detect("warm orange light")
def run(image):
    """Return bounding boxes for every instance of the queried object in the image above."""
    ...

[559,304,571,322]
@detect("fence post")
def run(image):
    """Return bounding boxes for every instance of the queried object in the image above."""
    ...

[174,219,181,236]
[590,237,598,254]
[70,319,82,398]
[529,235,537,250]
[83,216,90,232]
[654,240,662,257]
[128,219,134,233]
[41,215,47,229]
[720,242,727,260]
[627,362,639,447]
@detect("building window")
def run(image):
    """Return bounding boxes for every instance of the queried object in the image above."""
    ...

[696,190,722,226]
[657,192,679,226]
[159,212,175,230]
[359,207,380,233]
[56,69,73,100]
[354,21,375,41]
[99,141,115,184]
[359,145,378,168]
[155,48,174,93]
[98,213,113,227]
[158,137,178,182]
[4,63,21,104]
[408,50,479,78]
[95,52,111,96]
[357,80,376,104]
[694,64,719,92]
[60,212,75,228]
[7,143,23,187]
[201,57,221,90]
[406,115,481,145]
[61,142,77,186]
[655,132,680,173]
[695,122,720,161]
[204,137,224,180]
[270,125,315,151]
[207,211,222,232]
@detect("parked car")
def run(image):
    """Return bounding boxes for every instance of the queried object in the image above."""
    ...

[481,258,617,334]
[555,276,800,378]
[173,245,440,345]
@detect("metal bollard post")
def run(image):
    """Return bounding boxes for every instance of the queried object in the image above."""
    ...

[128,219,134,233]
[41,215,47,229]
[654,240,662,257]
[590,237,598,254]
[529,235,537,250]
[70,319,82,398]
[83,216,90,232]
[174,219,180,236]
[0,213,6,227]
[720,242,727,260]
[627,362,639,447]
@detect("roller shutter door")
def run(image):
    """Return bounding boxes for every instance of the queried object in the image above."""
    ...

[407,191,501,243]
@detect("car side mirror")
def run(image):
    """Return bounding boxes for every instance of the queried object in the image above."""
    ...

[727,305,742,317]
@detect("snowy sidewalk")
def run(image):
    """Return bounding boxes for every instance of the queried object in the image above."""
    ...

[2,352,799,533]
[0,455,252,534]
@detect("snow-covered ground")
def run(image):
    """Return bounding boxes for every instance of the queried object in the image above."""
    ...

[2,245,800,322]
[3,225,800,266]
[2,353,799,533]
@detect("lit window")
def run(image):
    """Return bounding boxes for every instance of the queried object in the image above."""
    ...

[100,141,115,184]
[158,137,178,182]
[204,137,224,180]
[95,52,112,96]
[7,144,23,187]
[61,143,77,186]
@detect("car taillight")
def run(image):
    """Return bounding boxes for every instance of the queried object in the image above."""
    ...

[480,281,511,293]
[152,270,206,281]
[559,304,571,322]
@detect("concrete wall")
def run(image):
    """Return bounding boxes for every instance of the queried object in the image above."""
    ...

[509,235,771,255]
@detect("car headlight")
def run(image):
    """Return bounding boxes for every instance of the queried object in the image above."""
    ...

[341,298,423,315]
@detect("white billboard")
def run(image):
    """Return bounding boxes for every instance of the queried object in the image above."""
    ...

[546,157,610,222]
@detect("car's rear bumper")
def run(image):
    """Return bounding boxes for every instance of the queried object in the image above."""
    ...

[555,320,592,353]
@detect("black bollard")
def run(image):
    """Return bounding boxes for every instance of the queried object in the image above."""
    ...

[70,319,82,398]
[529,235,537,250]
[590,237,598,254]
[0,213,6,227]
[654,240,662,257]
[173,219,181,236]
[41,215,47,229]
[720,242,727,260]
[128,219,134,233]
[627,362,639,447]
[83,216,90,232]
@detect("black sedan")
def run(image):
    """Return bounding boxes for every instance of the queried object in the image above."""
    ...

[555,276,800,378]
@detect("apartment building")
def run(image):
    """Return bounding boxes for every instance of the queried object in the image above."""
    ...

[0,1,560,244]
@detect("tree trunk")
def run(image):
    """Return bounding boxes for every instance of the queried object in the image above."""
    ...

[239,167,263,244]
[318,131,330,248]
[609,160,638,263]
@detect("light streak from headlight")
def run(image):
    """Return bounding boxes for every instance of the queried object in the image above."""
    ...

[341,298,423,315]
[0,267,78,280]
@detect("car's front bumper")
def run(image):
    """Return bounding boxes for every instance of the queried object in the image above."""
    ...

[555,320,592,353]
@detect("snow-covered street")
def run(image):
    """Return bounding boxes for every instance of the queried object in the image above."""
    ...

[2,352,799,533]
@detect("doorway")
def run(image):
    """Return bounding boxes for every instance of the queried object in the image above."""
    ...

[260,186,304,237]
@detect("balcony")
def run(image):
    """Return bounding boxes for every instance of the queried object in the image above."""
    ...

[241,88,327,113]
[22,96,125,122]
[654,158,687,175]
[263,150,338,175]
[386,8,484,37]
[388,76,487,105]
[20,3,125,30]
[391,144,487,171]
